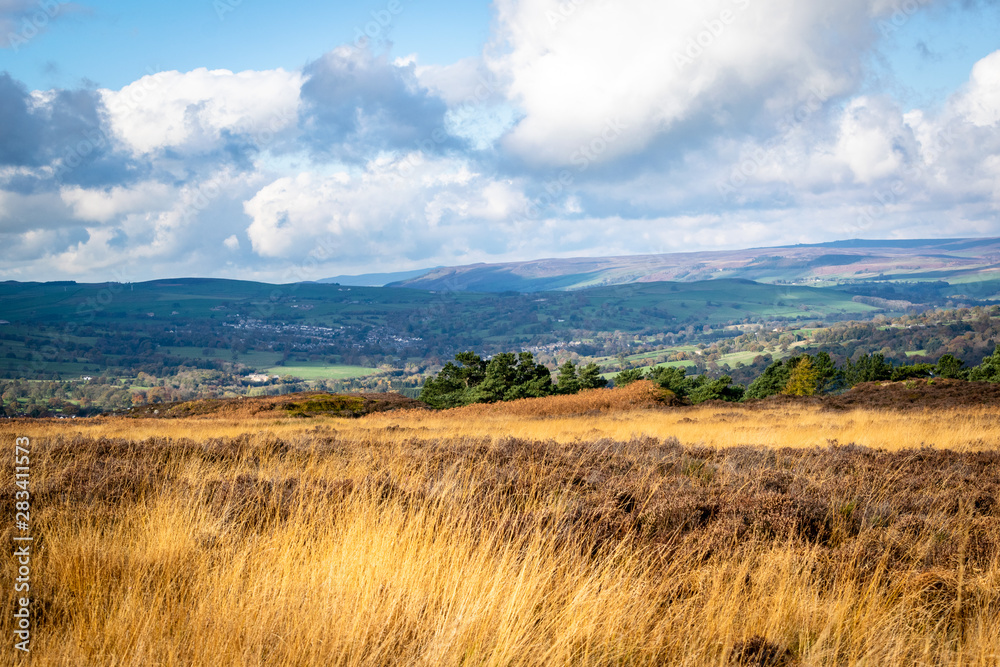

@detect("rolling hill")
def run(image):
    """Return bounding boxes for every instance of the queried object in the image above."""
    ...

[387,237,1000,294]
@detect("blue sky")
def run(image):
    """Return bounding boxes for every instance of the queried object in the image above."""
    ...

[1,0,999,282]
[4,0,494,90]
[873,1,1000,108]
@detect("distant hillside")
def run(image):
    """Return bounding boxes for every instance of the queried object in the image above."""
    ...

[388,238,1000,294]
[318,268,436,287]
[0,277,883,381]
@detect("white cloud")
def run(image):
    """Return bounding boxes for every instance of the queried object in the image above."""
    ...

[5,7,1000,283]
[60,181,173,223]
[956,49,1000,127]
[415,57,504,107]
[244,153,528,260]
[487,0,912,166]
[0,188,73,232]
[100,67,304,156]
[833,96,914,184]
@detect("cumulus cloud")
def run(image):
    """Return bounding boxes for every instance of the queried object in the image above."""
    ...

[955,49,1000,127]
[3,2,1000,283]
[59,181,174,223]
[244,153,528,264]
[99,67,303,157]
[298,46,457,161]
[486,0,916,166]
[678,48,1000,243]
[0,74,143,189]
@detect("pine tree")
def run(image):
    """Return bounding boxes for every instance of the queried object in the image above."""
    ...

[613,368,645,387]
[744,359,791,399]
[782,357,819,396]
[935,354,965,379]
[968,346,1000,382]
[556,361,580,394]
[577,362,608,389]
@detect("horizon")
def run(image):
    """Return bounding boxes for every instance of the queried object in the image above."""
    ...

[2,233,998,285]
[2,1,1000,283]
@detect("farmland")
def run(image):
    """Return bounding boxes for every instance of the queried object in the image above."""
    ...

[0,277,883,407]
[2,382,999,665]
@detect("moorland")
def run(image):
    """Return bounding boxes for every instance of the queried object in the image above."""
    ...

[2,380,1000,665]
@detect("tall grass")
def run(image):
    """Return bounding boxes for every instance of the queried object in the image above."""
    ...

[2,397,999,665]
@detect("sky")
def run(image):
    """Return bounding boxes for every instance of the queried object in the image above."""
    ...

[0,0,999,283]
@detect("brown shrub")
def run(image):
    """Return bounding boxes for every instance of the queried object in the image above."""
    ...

[440,380,678,419]
[127,391,427,419]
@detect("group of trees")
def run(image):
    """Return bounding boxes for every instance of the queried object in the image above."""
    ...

[0,377,133,417]
[421,345,1000,411]
[612,347,1000,405]
[419,352,607,409]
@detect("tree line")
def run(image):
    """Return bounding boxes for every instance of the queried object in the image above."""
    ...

[615,347,1000,404]
[421,345,1000,409]
[418,352,607,409]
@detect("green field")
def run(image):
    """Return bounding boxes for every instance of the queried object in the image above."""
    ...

[263,364,379,380]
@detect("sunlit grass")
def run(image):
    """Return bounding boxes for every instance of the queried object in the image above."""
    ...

[2,390,999,665]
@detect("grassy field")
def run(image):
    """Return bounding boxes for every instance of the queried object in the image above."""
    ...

[263,364,379,380]
[2,385,998,665]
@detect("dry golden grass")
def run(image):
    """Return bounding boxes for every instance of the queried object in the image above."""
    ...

[2,391,1000,665]
[15,382,1000,452]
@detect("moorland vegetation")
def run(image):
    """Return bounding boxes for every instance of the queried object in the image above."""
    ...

[3,382,999,665]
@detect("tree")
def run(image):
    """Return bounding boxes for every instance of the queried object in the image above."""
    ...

[496,352,553,401]
[419,351,488,408]
[935,353,966,379]
[688,376,744,404]
[469,353,519,403]
[744,359,791,400]
[782,357,818,396]
[556,361,580,394]
[577,362,608,389]
[889,364,933,381]
[969,346,1000,382]
[647,365,695,397]
[844,353,893,386]
[613,368,646,387]
[812,352,841,393]
[421,351,554,405]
